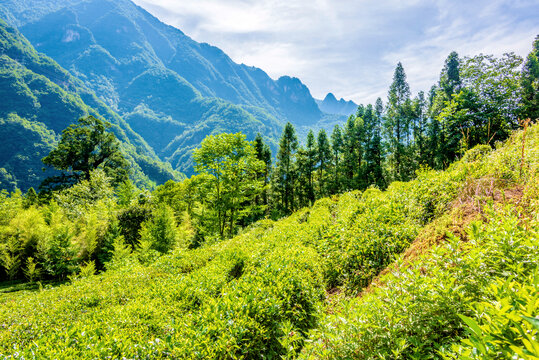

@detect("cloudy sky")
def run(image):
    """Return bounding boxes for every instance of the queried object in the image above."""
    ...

[132,0,539,104]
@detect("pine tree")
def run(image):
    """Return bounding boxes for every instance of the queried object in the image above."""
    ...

[316,129,331,197]
[412,91,429,166]
[274,122,298,214]
[363,104,379,187]
[354,116,366,189]
[439,51,462,99]
[372,98,385,187]
[342,115,358,190]
[520,35,539,120]
[330,125,344,194]
[385,62,411,181]
[305,130,317,203]
[426,85,443,169]
[254,133,272,208]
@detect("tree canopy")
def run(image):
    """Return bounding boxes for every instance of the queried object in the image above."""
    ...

[41,116,129,189]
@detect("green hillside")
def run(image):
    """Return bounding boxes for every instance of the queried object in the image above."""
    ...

[0,0,343,179]
[0,18,181,191]
[0,121,537,358]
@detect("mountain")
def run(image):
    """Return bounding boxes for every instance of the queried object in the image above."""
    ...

[0,18,181,191]
[0,0,347,186]
[316,93,358,116]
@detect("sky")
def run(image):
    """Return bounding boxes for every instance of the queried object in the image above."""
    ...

[132,0,539,105]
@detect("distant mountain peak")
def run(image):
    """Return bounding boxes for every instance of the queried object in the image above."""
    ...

[324,92,337,102]
[317,93,358,116]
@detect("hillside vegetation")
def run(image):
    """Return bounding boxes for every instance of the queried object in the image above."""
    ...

[0,19,181,191]
[0,0,346,177]
[0,121,537,358]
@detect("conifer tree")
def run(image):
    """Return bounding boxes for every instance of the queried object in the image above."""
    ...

[363,104,381,187]
[520,35,539,120]
[439,51,462,99]
[274,122,298,214]
[254,133,272,207]
[412,91,429,166]
[385,62,411,181]
[316,129,331,197]
[330,125,344,193]
[305,130,317,203]
[342,115,358,190]
[372,98,385,187]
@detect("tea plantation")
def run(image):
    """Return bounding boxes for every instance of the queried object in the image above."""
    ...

[1,125,538,358]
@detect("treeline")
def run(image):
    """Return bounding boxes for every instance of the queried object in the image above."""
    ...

[0,36,537,283]
[266,37,539,214]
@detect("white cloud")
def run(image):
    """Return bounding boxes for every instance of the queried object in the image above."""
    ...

[133,0,539,105]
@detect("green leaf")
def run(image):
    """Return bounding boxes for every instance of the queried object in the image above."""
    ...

[522,316,539,331]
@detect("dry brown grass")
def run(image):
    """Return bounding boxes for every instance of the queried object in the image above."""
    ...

[354,178,525,300]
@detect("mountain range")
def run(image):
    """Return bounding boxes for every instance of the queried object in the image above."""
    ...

[0,0,357,191]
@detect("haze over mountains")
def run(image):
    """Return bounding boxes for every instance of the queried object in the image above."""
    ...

[0,0,355,191]
[316,93,358,116]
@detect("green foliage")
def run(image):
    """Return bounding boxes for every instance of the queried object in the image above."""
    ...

[274,122,299,214]
[42,116,129,188]
[448,275,539,359]
[193,132,265,238]
[520,35,539,120]
[0,19,179,191]
[23,257,40,282]
[300,124,539,359]
[139,205,178,254]
[0,121,537,358]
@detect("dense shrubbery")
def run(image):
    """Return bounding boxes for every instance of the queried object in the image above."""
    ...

[300,124,539,359]
[0,122,537,358]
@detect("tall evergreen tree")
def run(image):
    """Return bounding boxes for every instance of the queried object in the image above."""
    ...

[426,85,443,169]
[253,133,272,210]
[439,51,462,99]
[353,115,366,188]
[305,130,317,203]
[363,104,381,187]
[412,91,429,166]
[274,122,298,214]
[316,129,331,197]
[520,35,539,120]
[372,98,385,187]
[330,125,344,194]
[385,62,411,181]
[342,115,358,190]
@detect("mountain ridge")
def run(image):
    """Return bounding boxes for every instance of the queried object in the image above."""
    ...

[0,0,350,186]
[316,92,358,116]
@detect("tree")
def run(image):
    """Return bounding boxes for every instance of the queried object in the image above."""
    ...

[330,125,344,193]
[412,91,429,166]
[193,132,264,238]
[274,123,298,214]
[139,204,178,254]
[437,53,523,163]
[385,62,411,181]
[520,35,539,120]
[316,129,331,197]
[253,133,272,209]
[42,116,128,189]
[364,102,384,188]
[297,130,317,205]
[342,115,359,190]
[439,51,462,99]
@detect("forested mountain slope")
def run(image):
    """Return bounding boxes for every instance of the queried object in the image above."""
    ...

[0,122,536,358]
[0,0,344,175]
[0,19,181,191]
